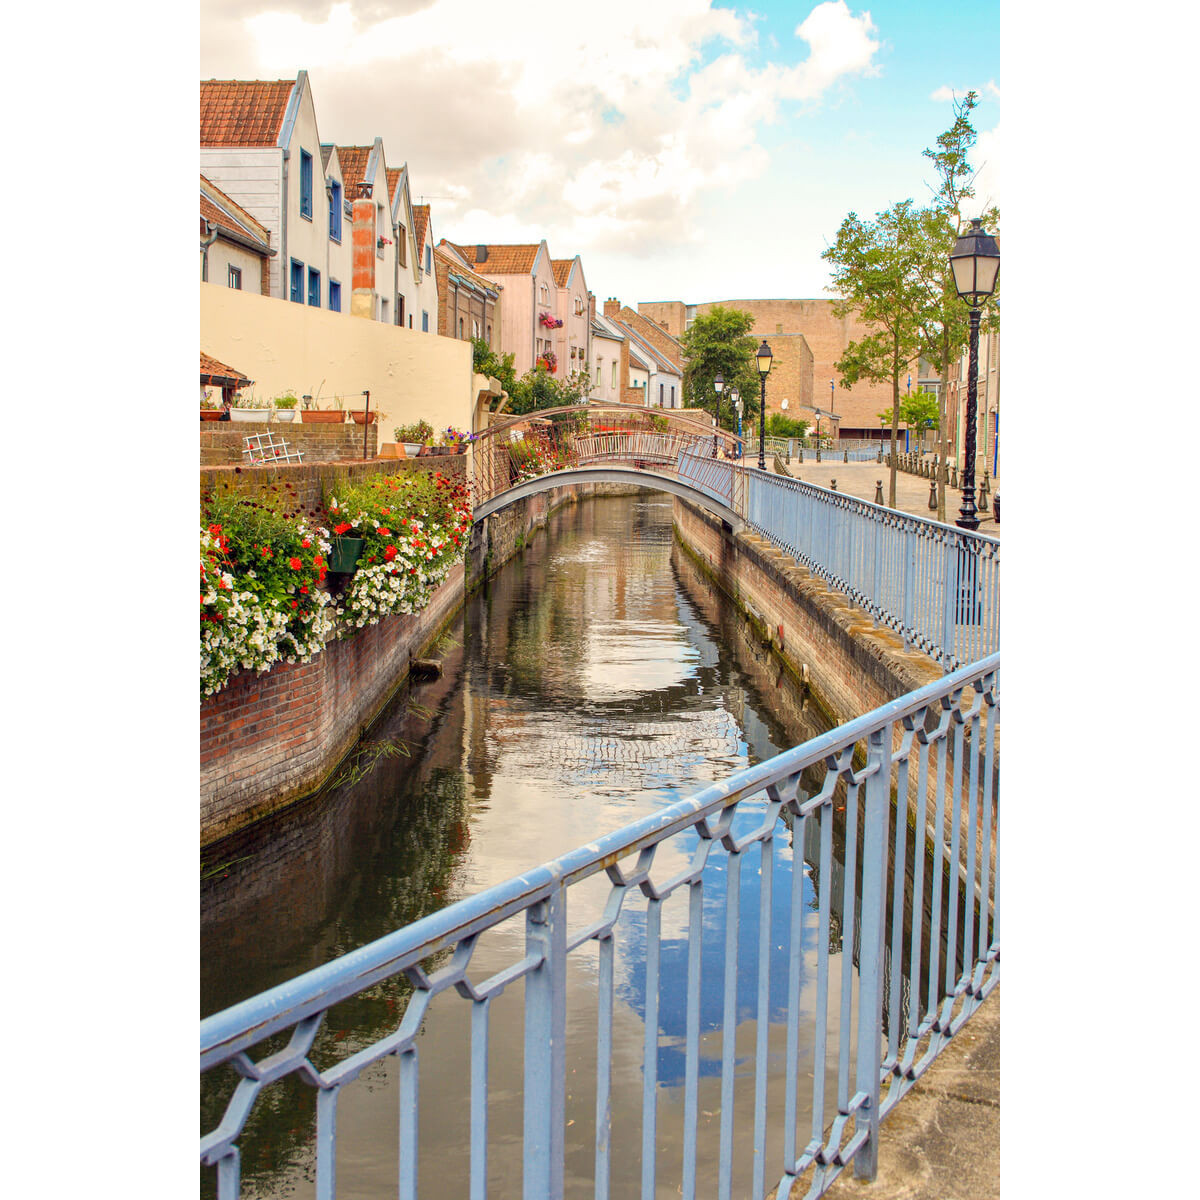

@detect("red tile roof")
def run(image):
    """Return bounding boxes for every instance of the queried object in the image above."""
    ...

[413,205,430,259]
[551,258,573,286]
[386,166,402,204]
[434,247,499,295]
[200,79,296,146]
[200,352,252,386]
[200,175,271,250]
[447,242,541,275]
[337,146,374,196]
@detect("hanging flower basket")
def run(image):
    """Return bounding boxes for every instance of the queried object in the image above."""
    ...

[327,535,365,574]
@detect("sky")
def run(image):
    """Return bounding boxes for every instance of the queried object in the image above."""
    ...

[199,0,999,304]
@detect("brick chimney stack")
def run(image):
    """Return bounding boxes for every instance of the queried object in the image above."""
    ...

[351,181,376,319]
[604,297,620,318]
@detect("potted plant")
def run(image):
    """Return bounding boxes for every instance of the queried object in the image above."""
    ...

[394,420,433,457]
[200,396,222,422]
[230,393,272,422]
[301,397,345,424]
[272,393,300,422]
[350,405,383,426]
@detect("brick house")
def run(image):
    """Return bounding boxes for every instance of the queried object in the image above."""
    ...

[589,312,627,403]
[200,175,274,294]
[434,244,501,347]
[383,165,435,331]
[442,241,558,376]
[201,72,345,312]
[637,298,910,439]
[603,300,684,408]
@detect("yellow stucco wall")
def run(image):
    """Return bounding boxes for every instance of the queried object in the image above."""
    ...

[201,283,475,436]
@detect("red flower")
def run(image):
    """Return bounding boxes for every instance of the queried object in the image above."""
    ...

[289,557,303,570]
[299,585,309,594]
[302,538,312,548]
[384,545,398,562]
[378,527,391,536]
[291,600,299,608]
[260,546,272,558]
[334,522,352,535]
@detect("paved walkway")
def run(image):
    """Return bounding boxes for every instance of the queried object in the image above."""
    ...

[742,456,1001,539]
[822,988,1000,1200]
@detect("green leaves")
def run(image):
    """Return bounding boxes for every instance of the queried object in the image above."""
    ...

[680,306,761,430]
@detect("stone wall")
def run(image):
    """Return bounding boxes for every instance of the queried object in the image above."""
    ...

[671,497,941,723]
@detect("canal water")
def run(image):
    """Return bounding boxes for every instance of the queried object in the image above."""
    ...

[202,492,886,1200]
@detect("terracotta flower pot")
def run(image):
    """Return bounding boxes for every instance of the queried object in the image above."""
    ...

[200,410,222,421]
[300,410,345,424]
[349,411,379,425]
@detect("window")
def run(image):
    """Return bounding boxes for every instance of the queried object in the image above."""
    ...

[398,225,406,267]
[425,244,431,273]
[227,265,242,290]
[300,150,313,220]
[575,295,583,315]
[670,385,675,406]
[398,296,405,327]
[595,357,602,384]
[422,311,429,332]
[611,362,617,388]
[472,319,479,339]
[540,284,547,304]
[486,324,492,344]
[377,205,385,256]
[659,383,664,405]
[329,280,341,312]
[290,259,304,303]
[459,317,465,338]
[329,180,342,242]
[308,267,321,307]
[381,297,389,323]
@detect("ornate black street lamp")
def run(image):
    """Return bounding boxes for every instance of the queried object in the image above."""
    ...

[756,340,773,469]
[713,372,724,457]
[948,218,999,530]
[729,387,741,458]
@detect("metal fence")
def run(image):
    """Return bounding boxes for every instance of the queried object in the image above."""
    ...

[201,654,998,1200]
[742,468,999,671]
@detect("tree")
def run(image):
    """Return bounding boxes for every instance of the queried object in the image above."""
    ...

[823,200,925,506]
[913,91,1000,520]
[506,365,590,416]
[471,337,517,398]
[680,306,761,432]
[766,413,810,440]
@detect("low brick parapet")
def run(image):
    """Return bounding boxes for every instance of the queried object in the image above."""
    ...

[201,421,380,465]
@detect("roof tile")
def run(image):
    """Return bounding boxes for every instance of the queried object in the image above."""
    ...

[200,79,295,147]
[447,242,541,275]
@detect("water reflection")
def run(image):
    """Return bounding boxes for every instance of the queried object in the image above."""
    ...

[202,494,844,1199]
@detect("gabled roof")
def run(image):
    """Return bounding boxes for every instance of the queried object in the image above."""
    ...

[413,205,430,259]
[320,144,336,172]
[200,175,272,253]
[617,319,681,377]
[336,144,376,194]
[201,352,252,388]
[200,78,297,146]
[591,313,627,342]
[434,246,501,297]
[551,259,573,287]
[447,243,543,275]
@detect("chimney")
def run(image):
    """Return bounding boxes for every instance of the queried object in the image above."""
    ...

[351,181,376,319]
[589,293,596,321]
[476,245,488,263]
[604,297,620,318]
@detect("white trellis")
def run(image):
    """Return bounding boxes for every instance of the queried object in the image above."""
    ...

[241,433,304,465]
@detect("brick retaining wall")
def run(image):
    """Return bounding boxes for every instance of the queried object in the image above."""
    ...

[201,421,380,465]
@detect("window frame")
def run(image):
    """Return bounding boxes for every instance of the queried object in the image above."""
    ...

[328,180,342,243]
[308,266,321,308]
[300,150,313,221]
[290,259,304,303]
[329,279,342,312]
[227,264,242,290]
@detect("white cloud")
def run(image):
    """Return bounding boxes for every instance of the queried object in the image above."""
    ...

[202,1,884,275]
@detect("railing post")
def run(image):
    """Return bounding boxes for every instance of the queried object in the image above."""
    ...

[853,722,892,1181]
[524,884,567,1200]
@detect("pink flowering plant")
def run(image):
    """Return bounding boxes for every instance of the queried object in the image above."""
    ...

[200,482,335,696]
[324,471,473,631]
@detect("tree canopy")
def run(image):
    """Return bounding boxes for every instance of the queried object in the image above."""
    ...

[680,306,762,431]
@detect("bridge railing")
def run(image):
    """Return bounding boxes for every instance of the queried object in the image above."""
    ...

[201,654,999,1200]
[468,404,742,512]
[741,468,999,672]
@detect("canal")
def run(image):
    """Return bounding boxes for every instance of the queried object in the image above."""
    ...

[202,491,904,1199]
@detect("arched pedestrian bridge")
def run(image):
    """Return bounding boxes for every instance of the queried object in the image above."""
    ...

[467,404,747,529]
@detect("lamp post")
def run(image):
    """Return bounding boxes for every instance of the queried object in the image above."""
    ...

[948,218,1000,530]
[829,379,835,451]
[756,341,773,469]
[713,372,724,457]
[730,387,742,458]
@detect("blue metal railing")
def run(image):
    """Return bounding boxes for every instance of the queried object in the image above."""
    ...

[201,655,999,1199]
[741,467,999,671]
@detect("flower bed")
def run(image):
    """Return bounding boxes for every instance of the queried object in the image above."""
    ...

[200,470,472,696]
[326,471,472,631]
[200,481,335,697]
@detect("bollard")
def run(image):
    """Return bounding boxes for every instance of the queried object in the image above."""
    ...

[874,480,885,504]
[877,448,882,464]
[798,448,804,463]
[950,463,958,489]
[843,449,849,463]
[928,478,938,510]
[830,478,837,491]
[816,447,821,462]
[979,474,990,511]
